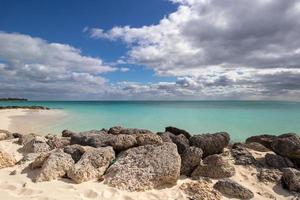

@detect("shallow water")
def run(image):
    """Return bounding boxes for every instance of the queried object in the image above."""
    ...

[1,101,300,141]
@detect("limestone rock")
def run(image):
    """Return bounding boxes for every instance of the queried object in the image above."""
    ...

[231,144,258,166]
[245,134,276,149]
[136,134,163,146]
[119,128,153,135]
[47,136,70,149]
[158,132,189,154]
[214,179,254,199]
[180,146,203,176]
[0,148,16,169]
[180,180,221,200]
[244,142,271,152]
[108,126,124,135]
[22,136,50,153]
[63,144,85,163]
[165,126,191,139]
[107,134,137,152]
[282,168,300,193]
[0,130,13,140]
[62,129,76,137]
[265,153,294,169]
[257,168,282,183]
[29,152,50,169]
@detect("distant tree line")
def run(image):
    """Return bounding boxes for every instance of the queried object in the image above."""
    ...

[0,98,28,101]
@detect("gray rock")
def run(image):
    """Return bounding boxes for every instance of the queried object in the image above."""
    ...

[265,153,294,169]
[246,134,277,149]
[135,134,163,146]
[29,152,50,169]
[158,132,189,154]
[191,154,235,179]
[67,147,115,183]
[62,130,76,137]
[0,130,13,140]
[119,128,153,135]
[214,179,254,199]
[165,126,191,139]
[17,133,36,145]
[47,136,70,149]
[257,168,282,183]
[190,132,230,157]
[108,126,124,135]
[282,168,300,193]
[104,143,181,191]
[231,144,258,166]
[63,145,85,163]
[180,146,203,176]
[107,134,137,152]
[245,142,271,152]
[70,130,108,146]
[22,136,50,153]
[157,132,173,143]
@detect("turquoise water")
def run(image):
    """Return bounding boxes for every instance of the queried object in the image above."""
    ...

[1,101,300,141]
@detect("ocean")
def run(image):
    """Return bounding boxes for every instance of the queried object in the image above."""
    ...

[1,101,300,141]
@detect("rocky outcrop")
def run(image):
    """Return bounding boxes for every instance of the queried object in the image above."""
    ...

[63,144,85,163]
[245,134,276,149]
[191,154,235,179]
[257,168,282,183]
[135,134,163,146]
[180,146,203,176]
[35,149,74,182]
[281,168,300,193]
[180,180,221,200]
[47,136,70,149]
[107,134,137,152]
[190,132,230,157]
[0,148,16,169]
[214,179,254,199]
[165,126,191,139]
[104,143,181,191]
[67,147,115,183]
[231,144,258,166]
[271,133,300,165]
[158,132,189,154]
[22,136,50,153]
[265,153,294,169]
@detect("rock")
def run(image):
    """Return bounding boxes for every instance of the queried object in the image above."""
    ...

[0,130,13,140]
[108,126,124,135]
[214,179,254,199]
[12,132,22,138]
[22,136,50,153]
[67,147,115,183]
[0,148,16,169]
[257,168,282,183]
[180,146,203,176]
[158,132,189,154]
[245,142,271,152]
[70,130,110,146]
[157,132,173,143]
[180,180,221,200]
[271,133,300,165]
[17,133,36,145]
[231,145,258,166]
[29,152,50,169]
[104,143,181,191]
[119,128,153,135]
[191,154,235,179]
[63,145,85,163]
[135,134,163,146]
[107,134,137,152]
[165,126,191,139]
[62,130,76,137]
[35,149,74,182]
[246,134,276,149]
[282,168,300,193]
[190,132,230,157]
[47,136,70,149]
[265,153,294,169]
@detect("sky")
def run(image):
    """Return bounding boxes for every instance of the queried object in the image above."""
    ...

[0,0,300,100]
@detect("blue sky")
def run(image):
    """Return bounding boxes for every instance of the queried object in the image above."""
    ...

[0,0,300,100]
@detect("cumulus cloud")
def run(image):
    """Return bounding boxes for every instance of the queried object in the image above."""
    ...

[86,0,300,100]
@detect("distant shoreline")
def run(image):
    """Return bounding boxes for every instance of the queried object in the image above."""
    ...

[0,98,28,101]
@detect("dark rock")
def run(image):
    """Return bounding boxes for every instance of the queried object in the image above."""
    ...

[214,179,254,199]
[231,145,258,166]
[12,132,22,138]
[157,132,173,143]
[107,134,137,152]
[190,132,230,157]
[0,106,49,110]
[108,126,124,135]
[63,145,85,163]
[29,152,50,169]
[104,143,181,191]
[257,168,282,183]
[282,168,300,193]
[180,146,203,176]
[158,132,189,154]
[47,136,71,149]
[265,153,294,169]
[191,154,235,179]
[245,134,276,149]
[165,126,191,139]
[135,134,163,146]
[62,130,76,137]
[70,130,108,146]
[244,142,271,152]
[119,128,153,135]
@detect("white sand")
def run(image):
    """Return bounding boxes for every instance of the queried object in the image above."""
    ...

[0,109,27,130]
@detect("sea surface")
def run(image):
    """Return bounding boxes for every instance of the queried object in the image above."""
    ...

[1,101,300,141]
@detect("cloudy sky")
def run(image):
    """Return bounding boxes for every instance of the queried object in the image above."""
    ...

[1,0,300,100]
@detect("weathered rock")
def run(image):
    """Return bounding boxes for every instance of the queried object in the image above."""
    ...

[191,154,235,179]
[29,152,50,169]
[0,148,16,169]
[22,136,50,153]
[214,179,254,199]
[245,142,271,152]
[265,153,294,169]
[231,145,258,166]
[271,133,300,165]
[67,147,115,183]
[119,128,153,135]
[180,180,221,200]
[135,134,163,146]
[12,132,22,138]
[17,133,36,145]
[47,136,70,149]
[62,129,76,137]
[180,146,203,176]
[158,132,189,154]
[63,144,85,163]
[35,149,74,182]
[246,134,276,149]
[108,126,124,135]
[70,130,110,146]
[257,168,282,183]
[157,132,173,143]
[190,132,230,157]
[165,126,191,139]
[107,134,137,151]
[104,143,181,191]
[282,168,300,193]
[0,130,13,140]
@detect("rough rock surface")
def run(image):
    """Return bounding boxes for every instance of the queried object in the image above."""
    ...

[47,136,70,149]
[244,142,271,152]
[107,134,137,151]
[282,168,300,193]
[190,132,230,157]
[104,143,181,191]
[180,181,221,200]
[22,136,50,153]
[158,132,189,154]
[157,132,173,143]
[67,147,115,183]
[214,179,254,199]
[231,144,258,166]
[35,149,74,182]
[108,126,124,135]
[191,154,235,179]
[119,128,153,135]
[135,134,163,146]
[257,168,282,183]
[63,144,85,163]
[29,152,50,169]
[62,130,76,137]
[271,133,300,165]
[17,133,36,145]
[0,148,16,169]
[0,130,13,140]
[265,153,294,169]
[246,134,277,149]
[180,146,203,176]
[165,126,191,139]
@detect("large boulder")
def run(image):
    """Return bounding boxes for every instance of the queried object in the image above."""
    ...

[62,129,76,137]
[271,133,300,165]
[180,180,221,200]
[165,126,191,139]
[119,128,153,135]
[245,134,276,149]
[214,179,254,199]
[180,146,203,176]
[67,147,115,183]
[29,152,50,169]
[70,130,107,146]
[135,134,163,146]
[257,168,282,183]
[108,126,124,135]
[104,143,181,191]
[191,154,235,179]
[22,136,50,153]
[47,136,70,149]
[190,132,230,157]
[0,148,16,169]
[158,132,189,154]
[35,149,74,182]
[265,153,294,169]
[231,144,258,166]
[63,145,85,163]
[107,134,137,152]
[244,142,271,152]
[281,168,300,193]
